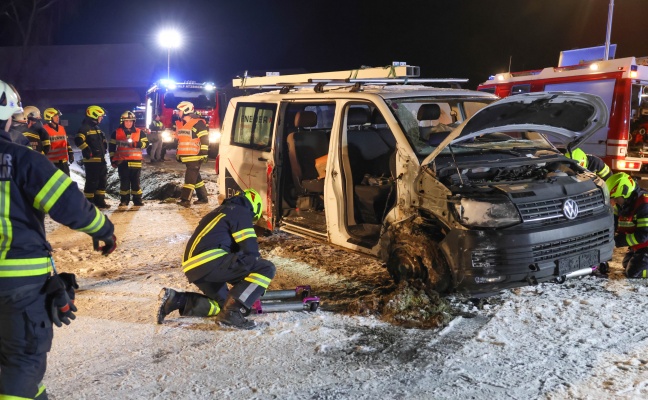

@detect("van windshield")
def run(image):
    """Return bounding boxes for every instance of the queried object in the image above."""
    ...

[385,96,492,157]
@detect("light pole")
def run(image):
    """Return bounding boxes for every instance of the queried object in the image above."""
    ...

[158,29,182,80]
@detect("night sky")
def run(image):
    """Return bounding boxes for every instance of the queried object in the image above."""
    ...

[2,0,647,89]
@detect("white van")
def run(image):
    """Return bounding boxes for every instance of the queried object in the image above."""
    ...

[218,66,614,295]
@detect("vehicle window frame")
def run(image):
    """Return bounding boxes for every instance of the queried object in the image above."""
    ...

[231,102,278,151]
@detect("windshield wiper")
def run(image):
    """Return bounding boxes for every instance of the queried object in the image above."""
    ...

[451,145,523,157]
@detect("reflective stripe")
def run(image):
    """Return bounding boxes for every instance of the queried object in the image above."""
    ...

[637,218,648,228]
[644,270,647,278]
[598,164,611,178]
[77,207,106,234]
[0,258,52,278]
[36,382,46,398]
[33,169,71,213]
[0,182,11,259]
[182,248,228,273]
[208,299,220,316]
[188,213,225,258]
[0,394,33,399]
[232,228,256,243]
[244,272,272,289]
[628,234,639,246]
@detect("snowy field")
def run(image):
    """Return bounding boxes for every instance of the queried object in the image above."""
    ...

[38,160,648,400]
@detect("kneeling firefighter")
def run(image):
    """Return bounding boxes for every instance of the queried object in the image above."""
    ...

[608,172,648,278]
[0,80,117,400]
[157,189,275,329]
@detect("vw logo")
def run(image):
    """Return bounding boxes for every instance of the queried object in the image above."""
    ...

[563,199,579,220]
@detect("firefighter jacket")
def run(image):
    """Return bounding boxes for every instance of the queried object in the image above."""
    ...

[0,130,114,291]
[75,117,107,163]
[182,196,259,282]
[176,114,209,162]
[7,121,30,146]
[586,154,612,181]
[109,126,148,165]
[616,189,648,251]
[148,120,163,143]
[23,121,51,155]
[44,122,73,163]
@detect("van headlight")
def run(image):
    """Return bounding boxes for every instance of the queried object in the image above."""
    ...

[209,129,221,144]
[161,130,173,143]
[453,197,521,228]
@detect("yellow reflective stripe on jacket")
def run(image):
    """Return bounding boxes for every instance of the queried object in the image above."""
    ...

[77,207,106,234]
[188,213,225,258]
[208,299,220,316]
[0,182,12,259]
[636,218,648,228]
[244,272,272,289]
[619,220,635,228]
[232,228,256,243]
[0,258,52,278]
[182,248,228,273]
[33,169,71,213]
[0,394,34,399]
[628,233,639,246]
[598,164,611,178]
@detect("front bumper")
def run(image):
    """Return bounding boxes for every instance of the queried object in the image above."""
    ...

[440,209,614,295]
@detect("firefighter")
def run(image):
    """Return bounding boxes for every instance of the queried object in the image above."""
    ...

[566,147,612,181]
[21,106,51,155]
[0,80,117,400]
[43,108,74,176]
[608,172,648,278]
[109,111,148,207]
[8,109,30,146]
[75,105,110,208]
[148,114,164,163]
[157,189,275,329]
[175,101,209,207]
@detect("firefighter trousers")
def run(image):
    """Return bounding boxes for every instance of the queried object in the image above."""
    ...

[53,160,70,177]
[181,255,276,316]
[0,283,52,400]
[180,160,205,201]
[117,162,142,203]
[83,162,108,204]
[622,248,648,278]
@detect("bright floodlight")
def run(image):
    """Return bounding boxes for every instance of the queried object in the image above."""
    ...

[158,29,182,49]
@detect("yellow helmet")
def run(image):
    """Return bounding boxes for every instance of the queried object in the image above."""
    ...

[86,105,106,119]
[566,148,587,168]
[176,101,194,114]
[43,108,62,121]
[243,188,263,222]
[120,111,136,123]
[606,172,636,199]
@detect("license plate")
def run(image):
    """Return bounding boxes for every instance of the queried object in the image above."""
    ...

[557,251,599,276]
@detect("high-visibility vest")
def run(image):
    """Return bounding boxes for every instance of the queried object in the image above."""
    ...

[44,123,68,162]
[113,128,143,161]
[176,118,202,156]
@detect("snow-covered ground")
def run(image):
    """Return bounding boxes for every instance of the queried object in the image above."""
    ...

[39,160,648,400]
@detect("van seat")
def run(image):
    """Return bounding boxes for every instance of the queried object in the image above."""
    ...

[286,111,329,194]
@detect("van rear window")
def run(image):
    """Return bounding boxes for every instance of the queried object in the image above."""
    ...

[232,103,277,149]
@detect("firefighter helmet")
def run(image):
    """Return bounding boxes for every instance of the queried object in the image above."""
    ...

[43,108,62,121]
[177,101,194,114]
[86,105,106,120]
[606,172,636,199]
[23,106,41,121]
[120,111,136,123]
[566,148,588,168]
[243,188,263,222]
[0,80,21,121]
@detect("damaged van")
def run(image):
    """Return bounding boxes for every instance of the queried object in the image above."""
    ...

[218,66,614,295]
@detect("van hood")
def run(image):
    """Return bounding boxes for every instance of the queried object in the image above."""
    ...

[422,91,609,164]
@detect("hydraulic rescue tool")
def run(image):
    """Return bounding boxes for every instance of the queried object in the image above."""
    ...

[243,285,320,315]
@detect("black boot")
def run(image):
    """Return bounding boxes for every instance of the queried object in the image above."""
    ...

[157,288,186,324]
[119,194,130,207]
[194,186,209,204]
[133,196,144,206]
[214,297,255,330]
[95,194,110,209]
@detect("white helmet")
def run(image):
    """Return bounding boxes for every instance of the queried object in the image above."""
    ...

[0,80,22,121]
[23,105,41,121]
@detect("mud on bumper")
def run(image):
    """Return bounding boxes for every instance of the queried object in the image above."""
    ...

[440,212,614,295]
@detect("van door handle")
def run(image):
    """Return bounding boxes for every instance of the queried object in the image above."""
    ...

[258,157,267,162]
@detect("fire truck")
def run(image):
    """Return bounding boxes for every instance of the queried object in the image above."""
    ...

[477,52,648,174]
[144,79,226,157]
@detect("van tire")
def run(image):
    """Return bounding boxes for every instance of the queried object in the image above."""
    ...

[385,224,452,294]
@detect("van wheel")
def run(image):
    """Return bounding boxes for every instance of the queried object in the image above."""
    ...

[385,227,452,294]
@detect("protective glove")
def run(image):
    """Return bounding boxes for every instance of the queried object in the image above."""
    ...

[81,147,92,159]
[58,272,79,304]
[93,234,117,256]
[44,274,77,327]
[614,234,628,247]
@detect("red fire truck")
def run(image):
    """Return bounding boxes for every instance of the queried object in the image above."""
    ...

[477,53,648,174]
[145,79,227,157]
